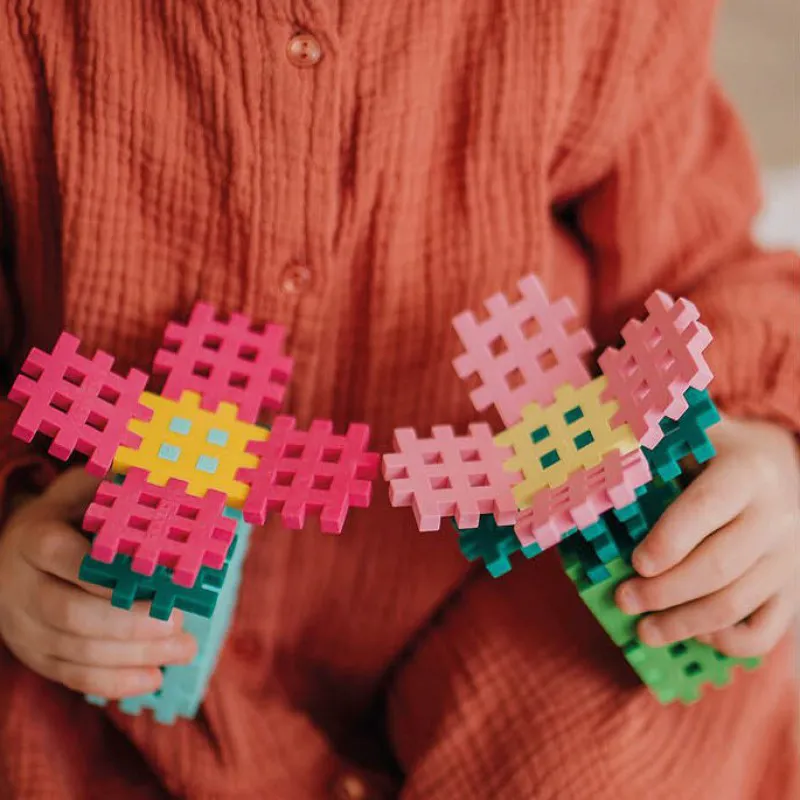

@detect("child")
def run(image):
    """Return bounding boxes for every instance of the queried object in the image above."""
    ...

[0,1,797,797]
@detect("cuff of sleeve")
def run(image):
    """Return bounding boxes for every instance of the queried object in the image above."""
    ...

[703,311,800,433]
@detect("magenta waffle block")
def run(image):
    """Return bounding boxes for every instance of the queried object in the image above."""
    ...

[514,449,652,550]
[84,468,237,588]
[598,291,713,450]
[238,417,379,532]
[382,424,521,531]
[153,302,294,423]
[7,333,152,476]
[452,275,594,427]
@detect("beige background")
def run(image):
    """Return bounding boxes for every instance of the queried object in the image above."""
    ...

[715,0,798,168]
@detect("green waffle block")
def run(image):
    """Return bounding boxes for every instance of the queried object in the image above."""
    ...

[560,546,760,703]
[611,477,682,547]
[86,508,252,724]
[79,542,233,621]
[642,388,720,481]
[454,515,546,577]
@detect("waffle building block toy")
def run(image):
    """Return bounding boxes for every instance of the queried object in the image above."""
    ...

[6,303,380,723]
[383,275,760,704]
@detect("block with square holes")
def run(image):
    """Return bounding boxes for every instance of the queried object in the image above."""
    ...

[495,377,639,509]
[6,305,379,724]
[383,423,521,531]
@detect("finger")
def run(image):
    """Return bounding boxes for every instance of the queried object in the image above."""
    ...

[701,588,799,659]
[42,467,102,521]
[45,627,197,668]
[36,579,182,640]
[617,511,777,614]
[40,658,164,700]
[637,552,791,646]
[632,456,752,577]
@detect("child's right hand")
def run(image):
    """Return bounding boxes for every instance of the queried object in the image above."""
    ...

[0,468,197,699]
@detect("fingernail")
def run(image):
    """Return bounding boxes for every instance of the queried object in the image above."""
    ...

[617,583,641,614]
[632,548,655,577]
[639,617,663,646]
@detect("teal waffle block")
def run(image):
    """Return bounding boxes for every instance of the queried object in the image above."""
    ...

[453,515,545,577]
[642,388,720,480]
[86,507,252,724]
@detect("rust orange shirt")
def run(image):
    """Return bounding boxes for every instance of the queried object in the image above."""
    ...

[0,1,798,798]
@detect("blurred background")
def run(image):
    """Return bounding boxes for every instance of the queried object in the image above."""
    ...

[715,0,799,249]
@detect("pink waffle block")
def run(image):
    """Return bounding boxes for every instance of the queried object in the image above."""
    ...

[84,468,236,588]
[153,302,294,423]
[452,274,594,427]
[238,417,380,533]
[7,333,152,476]
[383,423,522,532]
[514,448,652,550]
[599,291,713,450]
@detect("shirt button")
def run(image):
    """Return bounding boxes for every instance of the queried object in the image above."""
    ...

[286,33,322,68]
[330,773,368,800]
[280,262,313,295]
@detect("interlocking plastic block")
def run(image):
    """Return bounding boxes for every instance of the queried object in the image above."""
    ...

[239,416,379,532]
[611,477,682,546]
[78,534,237,620]
[579,516,621,571]
[88,509,252,723]
[514,448,652,550]
[452,274,594,427]
[84,468,237,588]
[453,515,541,578]
[153,302,294,423]
[383,423,521,531]
[112,390,268,506]
[495,377,639,508]
[642,388,720,480]
[598,291,713,450]
[560,546,760,704]
[7,333,152,476]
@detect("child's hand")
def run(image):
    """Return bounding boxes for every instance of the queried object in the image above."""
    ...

[0,468,197,698]
[616,418,799,657]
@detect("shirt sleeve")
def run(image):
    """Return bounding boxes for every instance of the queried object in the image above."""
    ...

[574,3,800,431]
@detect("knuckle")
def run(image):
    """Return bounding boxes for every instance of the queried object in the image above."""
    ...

[28,525,65,566]
[714,594,748,628]
[706,551,736,587]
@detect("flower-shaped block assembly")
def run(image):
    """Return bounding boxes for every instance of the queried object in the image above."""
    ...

[6,304,378,724]
[383,274,759,704]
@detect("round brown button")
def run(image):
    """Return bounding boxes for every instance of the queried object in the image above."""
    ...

[280,262,312,294]
[331,773,368,800]
[286,33,322,67]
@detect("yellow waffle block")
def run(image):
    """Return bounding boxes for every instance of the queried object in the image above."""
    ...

[495,376,638,509]
[113,391,269,507]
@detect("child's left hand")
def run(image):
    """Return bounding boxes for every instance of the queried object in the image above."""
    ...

[615,417,800,657]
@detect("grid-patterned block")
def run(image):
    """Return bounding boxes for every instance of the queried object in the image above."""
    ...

[79,539,234,620]
[642,388,720,480]
[452,274,594,427]
[495,377,639,509]
[598,291,713,450]
[611,477,682,546]
[88,510,252,723]
[560,546,760,704]
[383,424,521,532]
[112,390,268,506]
[239,417,379,533]
[514,449,652,550]
[453,515,542,578]
[153,302,294,423]
[84,468,236,588]
[7,333,152,476]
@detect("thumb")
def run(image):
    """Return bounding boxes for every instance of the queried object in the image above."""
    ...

[42,467,103,523]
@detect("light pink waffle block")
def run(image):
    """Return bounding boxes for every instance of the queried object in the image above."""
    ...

[153,302,294,423]
[7,333,152,476]
[84,468,236,588]
[514,448,652,550]
[452,274,594,427]
[383,423,521,531]
[238,417,379,533]
[598,291,713,450]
